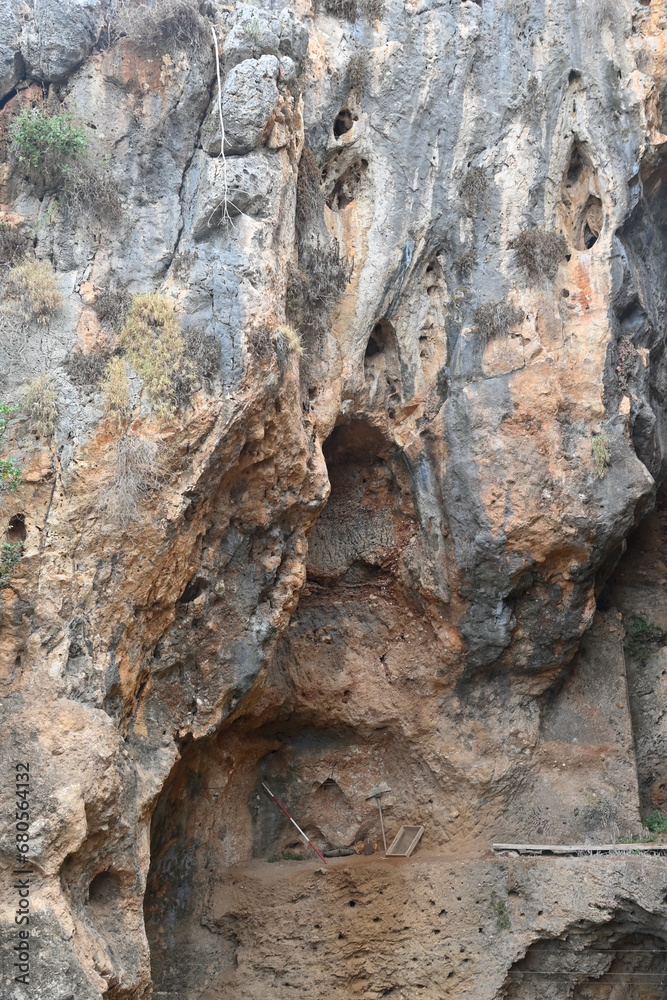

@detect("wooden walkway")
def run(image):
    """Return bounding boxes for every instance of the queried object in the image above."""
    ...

[493,842,667,856]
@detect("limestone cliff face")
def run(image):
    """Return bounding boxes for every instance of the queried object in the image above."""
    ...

[1,1,667,997]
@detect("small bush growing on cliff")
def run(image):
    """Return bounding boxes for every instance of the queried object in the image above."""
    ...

[101,356,132,430]
[295,147,325,240]
[0,403,22,496]
[625,614,667,665]
[287,240,353,337]
[185,329,222,389]
[591,432,610,478]
[10,108,88,178]
[473,300,524,343]
[5,261,62,325]
[643,811,667,835]
[489,891,511,931]
[95,286,131,331]
[322,0,384,20]
[275,324,302,355]
[10,107,120,220]
[23,375,59,439]
[113,0,209,49]
[121,294,193,418]
[0,541,22,587]
[101,434,164,529]
[348,52,367,94]
[64,346,119,390]
[509,228,569,281]
[460,167,486,214]
[0,223,28,268]
[457,248,477,278]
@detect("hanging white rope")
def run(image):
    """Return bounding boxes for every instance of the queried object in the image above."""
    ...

[210,23,231,225]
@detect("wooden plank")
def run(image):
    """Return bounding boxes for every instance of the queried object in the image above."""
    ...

[493,842,667,855]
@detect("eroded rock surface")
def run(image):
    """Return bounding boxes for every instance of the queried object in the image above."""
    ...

[1,0,667,997]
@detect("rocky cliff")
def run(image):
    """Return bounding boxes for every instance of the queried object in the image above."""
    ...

[2,0,667,997]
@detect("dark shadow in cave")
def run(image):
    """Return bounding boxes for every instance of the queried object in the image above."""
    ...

[503,914,667,999]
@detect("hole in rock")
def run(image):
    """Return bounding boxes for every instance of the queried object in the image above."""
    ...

[363,320,400,402]
[177,577,206,604]
[7,513,26,543]
[88,870,121,907]
[325,157,368,210]
[333,109,355,136]
[558,143,604,251]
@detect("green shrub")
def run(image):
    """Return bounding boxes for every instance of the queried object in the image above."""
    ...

[0,223,28,267]
[591,432,610,478]
[10,107,89,178]
[267,850,304,862]
[6,261,62,324]
[9,107,120,219]
[0,402,22,495]
[121,293,193,418]
[509,228,568,281]
[24,375,59,439]
[489,890,511,931]
[473,299,524,343]
[625,614,666,665]
[642,811,667,835]
[0,541,22,587]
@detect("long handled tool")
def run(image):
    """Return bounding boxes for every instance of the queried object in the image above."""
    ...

[261,782,327,864]
[366,783,390,853]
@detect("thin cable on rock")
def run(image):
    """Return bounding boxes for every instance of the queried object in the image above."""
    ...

[210,23,231,225]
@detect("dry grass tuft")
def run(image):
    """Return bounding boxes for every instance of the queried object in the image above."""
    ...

[457,248,478,278]
[64,346,118,389]
[100,434,164,529]
[6,261,62,324]
[121,293,193,418]
[101,356,132,430]
[323,0,385,20]
[0,223,28,267]
[473,299,524,343]
[274,323,302,356]
[509,228,568,281]
[460,167,486,214]
[95,286,131,331]
[23,374,59,439]
[185,329,221,389]
[113,0,209,50]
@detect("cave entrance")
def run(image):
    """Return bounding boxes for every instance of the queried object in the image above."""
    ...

[503,919,667,998]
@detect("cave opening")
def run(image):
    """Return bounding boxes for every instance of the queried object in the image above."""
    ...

[143,417,445,997]
[503,918,667,998]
